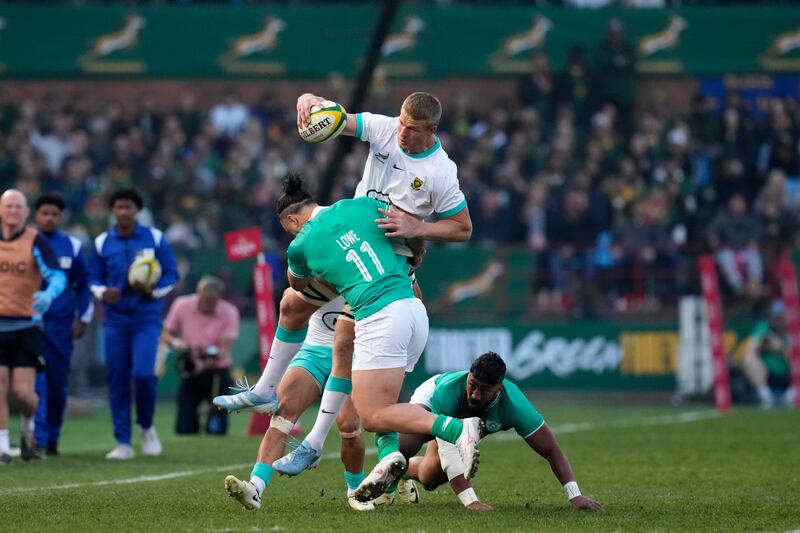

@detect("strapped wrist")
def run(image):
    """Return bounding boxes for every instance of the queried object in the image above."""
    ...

[457,487,478,507]
[563,481,581,500]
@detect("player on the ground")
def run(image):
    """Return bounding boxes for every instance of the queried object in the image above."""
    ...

[215,92,472,477]
[400,352,603,512]
[32,193,93,457]
[266,175,480,502]
[223,296,379,512]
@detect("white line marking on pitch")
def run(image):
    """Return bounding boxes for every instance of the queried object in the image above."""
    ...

[0,409,721,495]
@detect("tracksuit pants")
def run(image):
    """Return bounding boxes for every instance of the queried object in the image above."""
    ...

[34,319,73,448]
[104,320,161,445]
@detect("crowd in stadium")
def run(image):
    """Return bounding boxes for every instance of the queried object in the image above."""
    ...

[1,58,798,316]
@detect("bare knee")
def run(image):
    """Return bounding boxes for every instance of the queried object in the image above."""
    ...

[337,411,360,436]
[279,290,310,329]
[275,397,303,422]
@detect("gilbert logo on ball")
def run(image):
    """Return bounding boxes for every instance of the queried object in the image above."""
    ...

[298,100,347,143]
[128,256,162,287]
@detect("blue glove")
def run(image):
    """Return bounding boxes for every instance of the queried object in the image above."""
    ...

[32,291,54,315]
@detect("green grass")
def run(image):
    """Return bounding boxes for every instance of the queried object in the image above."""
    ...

[1,400,798,532]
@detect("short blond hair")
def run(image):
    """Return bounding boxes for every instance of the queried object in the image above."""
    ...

[402,92,441,128]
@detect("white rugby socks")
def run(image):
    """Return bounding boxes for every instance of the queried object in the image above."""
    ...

[252,326,307,397]
[304,376,352,452]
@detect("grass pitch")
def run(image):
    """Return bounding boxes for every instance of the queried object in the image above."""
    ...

[1,398,798,532]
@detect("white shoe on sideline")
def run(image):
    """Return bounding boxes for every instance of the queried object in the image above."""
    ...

[225,475,262,510]
[105,444,135,460]
[140,425,162,456]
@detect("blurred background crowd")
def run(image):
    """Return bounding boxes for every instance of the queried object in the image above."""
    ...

[2,41,797,319]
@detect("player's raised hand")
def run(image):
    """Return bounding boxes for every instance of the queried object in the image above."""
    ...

[466,501,495,511]
[376,206,422,239]
[569,495,603,511]
[296,93,326,128]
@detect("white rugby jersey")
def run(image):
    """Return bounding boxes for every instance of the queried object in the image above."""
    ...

[304,296,346,347]
[353,112,467,256]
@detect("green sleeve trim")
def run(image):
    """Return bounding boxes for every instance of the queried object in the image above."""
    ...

[355,113,364,139]
[326,375,352,394]
[437,199,467,218]
[275,325,309,343]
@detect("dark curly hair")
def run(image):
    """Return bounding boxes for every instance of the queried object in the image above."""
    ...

[35,193,66,212]
[108,188,144,209]
[470,351,506,385]
[276,173,315,216]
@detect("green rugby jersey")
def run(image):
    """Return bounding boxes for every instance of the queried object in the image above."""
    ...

[287,197,415,321]
[430,371,544,438]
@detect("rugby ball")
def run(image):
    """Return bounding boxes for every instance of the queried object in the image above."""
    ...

[128,256,162,287]
[298,100,347,144]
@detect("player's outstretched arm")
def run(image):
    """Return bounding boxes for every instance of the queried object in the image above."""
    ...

[525,424,604,511]
[296,93,357,136]
[376,205,472,242]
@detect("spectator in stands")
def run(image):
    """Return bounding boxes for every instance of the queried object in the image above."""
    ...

[741,301,795,408]
[518,51,555,122]
[542,187,599,315]
[595,19,635,131]
[210,88,249,139]
[707,193,763,299]
[610,193,677,306]
[32,194,93,457]
[161,275,239,436]
[89,188,178,460]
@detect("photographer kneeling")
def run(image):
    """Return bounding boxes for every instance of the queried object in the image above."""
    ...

[162,276,240,435]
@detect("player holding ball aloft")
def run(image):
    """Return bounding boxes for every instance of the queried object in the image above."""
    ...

[215,92,472,491]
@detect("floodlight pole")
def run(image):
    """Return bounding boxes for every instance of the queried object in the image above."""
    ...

[318,0,400,204]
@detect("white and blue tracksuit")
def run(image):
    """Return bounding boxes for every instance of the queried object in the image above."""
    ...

[89,224,178,445]
[34,230,93,448]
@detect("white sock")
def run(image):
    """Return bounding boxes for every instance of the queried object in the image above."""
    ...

[250,476,266,495]
[757,386,771,402]
[304,389,349,452]
[0,429,9,453]
[20,415,34,436]
[252,329,306,397]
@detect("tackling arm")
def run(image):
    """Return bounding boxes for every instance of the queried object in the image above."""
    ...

[376,205,472,243]
[525,424,603,511]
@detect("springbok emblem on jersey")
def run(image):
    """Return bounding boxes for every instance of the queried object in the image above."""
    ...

[490,15,553,73]
[218,16,287,75]
[760,25,800,71]
[78,14,147,73]
[411,177,424,191]
[638,15,688,57]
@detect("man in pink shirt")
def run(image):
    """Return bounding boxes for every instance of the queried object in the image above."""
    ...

[162,276,239,435]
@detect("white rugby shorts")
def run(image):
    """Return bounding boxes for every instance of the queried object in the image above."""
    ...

[352,297,428,372]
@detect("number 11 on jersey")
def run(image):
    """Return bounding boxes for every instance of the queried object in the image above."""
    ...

[346,241,385,282]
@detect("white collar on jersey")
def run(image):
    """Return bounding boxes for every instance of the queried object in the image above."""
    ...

[310,205,328,220]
